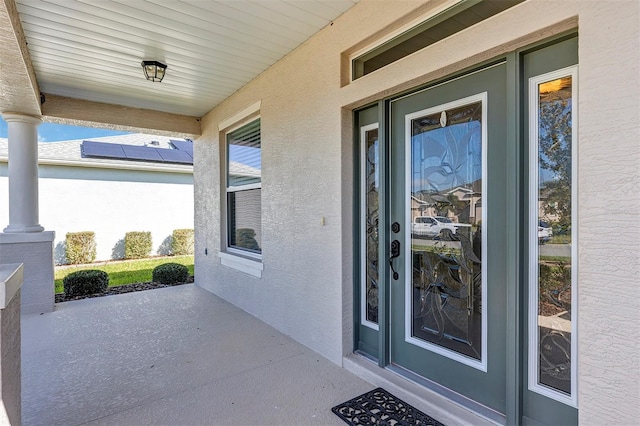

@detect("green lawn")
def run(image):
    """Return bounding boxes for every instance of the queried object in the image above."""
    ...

[55,255,194,294]
[549,235,571,244]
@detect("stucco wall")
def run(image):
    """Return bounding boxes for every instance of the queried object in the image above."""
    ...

[194,0,639,423]
[574,2,640,424]
[0,163,193,263]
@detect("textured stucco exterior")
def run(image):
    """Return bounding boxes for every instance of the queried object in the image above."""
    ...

[194,0,639,423]
[572,3,639,425]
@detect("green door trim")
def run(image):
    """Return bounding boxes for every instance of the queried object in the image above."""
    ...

[352,33,578,426]
[353,103,381,359]
[505,50,521,426]
[520,35,578,425]
[377,99,391,368]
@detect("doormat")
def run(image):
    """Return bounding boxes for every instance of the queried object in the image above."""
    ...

[332,387,445,425]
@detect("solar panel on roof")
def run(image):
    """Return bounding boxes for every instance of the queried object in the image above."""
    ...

[122,145,164,162]
[157,149,193,164]
[82,141,126,159]
[169,140,193,158]
[81,140,193,165]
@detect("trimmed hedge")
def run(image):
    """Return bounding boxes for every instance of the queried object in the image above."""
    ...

[125,231,152,259]
[65,231,97,265]
[152,263,189,285]
[172,228,194,256]
[63,269,109,297]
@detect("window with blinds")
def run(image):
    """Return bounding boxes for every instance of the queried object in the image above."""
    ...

[226,118,262,255]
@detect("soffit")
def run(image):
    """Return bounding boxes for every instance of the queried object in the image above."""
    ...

[11,0,359,119]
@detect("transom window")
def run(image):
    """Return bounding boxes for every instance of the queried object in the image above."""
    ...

[351,0,524,80]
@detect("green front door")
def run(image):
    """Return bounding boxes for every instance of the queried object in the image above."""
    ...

[388,63,509,416]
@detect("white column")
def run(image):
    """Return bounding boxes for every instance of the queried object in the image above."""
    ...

[2,113,43,233]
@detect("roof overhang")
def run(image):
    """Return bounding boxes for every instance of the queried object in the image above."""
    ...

[0,0,359,136]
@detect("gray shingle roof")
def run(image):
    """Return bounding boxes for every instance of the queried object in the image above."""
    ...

[0,134,193,172]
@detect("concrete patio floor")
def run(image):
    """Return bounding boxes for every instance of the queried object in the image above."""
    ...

[21,284,374,426]
[21,284,497,426]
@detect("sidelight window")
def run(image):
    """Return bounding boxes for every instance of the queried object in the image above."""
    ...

[360,123,380,329]
[528,66,578,406]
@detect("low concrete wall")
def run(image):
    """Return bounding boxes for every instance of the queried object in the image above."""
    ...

[0,263,23,425]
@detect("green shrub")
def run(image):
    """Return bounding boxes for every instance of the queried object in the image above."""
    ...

[152,263,189,285]
[63,270,109,297]
[125,231,152,259]
[65,231,97,265]
[172,229,194,255]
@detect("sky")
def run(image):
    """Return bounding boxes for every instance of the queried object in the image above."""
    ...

[0,117,130,142]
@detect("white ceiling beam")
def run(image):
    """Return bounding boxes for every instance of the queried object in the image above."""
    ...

[42,94,201,138]
[0,0,41,116]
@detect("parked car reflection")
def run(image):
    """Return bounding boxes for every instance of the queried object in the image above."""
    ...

[538,220,553,244]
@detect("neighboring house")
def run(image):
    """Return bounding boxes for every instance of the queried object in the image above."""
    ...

[0,134,194,263]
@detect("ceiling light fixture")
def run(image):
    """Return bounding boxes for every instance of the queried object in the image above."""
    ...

[141,60,167,82]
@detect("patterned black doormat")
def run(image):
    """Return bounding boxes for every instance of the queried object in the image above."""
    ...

[332,387,445,425]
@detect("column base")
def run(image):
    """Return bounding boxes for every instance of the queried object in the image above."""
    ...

[0,231,55,315]
[3,224,45,233]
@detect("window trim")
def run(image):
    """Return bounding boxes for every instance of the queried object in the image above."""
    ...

[227,182,261,192]
[218,100,261,132]
[219,102,263,275]
[219,252,263,278]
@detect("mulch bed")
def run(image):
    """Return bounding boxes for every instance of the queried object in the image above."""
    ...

[55,276,194,303]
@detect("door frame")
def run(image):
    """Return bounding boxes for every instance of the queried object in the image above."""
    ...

[352,32,579,426]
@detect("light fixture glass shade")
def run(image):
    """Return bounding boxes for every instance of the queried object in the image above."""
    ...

[141,60,167,82]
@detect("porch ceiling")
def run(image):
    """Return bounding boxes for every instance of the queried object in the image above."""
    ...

[0,0,359,136]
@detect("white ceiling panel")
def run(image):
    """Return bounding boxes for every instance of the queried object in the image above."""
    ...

[13,0,360,118]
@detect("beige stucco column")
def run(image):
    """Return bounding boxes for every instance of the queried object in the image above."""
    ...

[2,112,44,233]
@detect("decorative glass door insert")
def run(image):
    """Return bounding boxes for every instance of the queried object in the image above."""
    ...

[361,123,379,329]
[405,94,486,368]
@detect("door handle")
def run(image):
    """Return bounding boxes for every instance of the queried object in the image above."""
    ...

[389,240,400,280]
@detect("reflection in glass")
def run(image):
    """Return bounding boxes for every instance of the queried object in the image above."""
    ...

[227,119,261,187]
[363,128,379,325]
[536,76,573,394]
[410,100,483,360]
[227,118,261,254]
[228,189,261,254]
